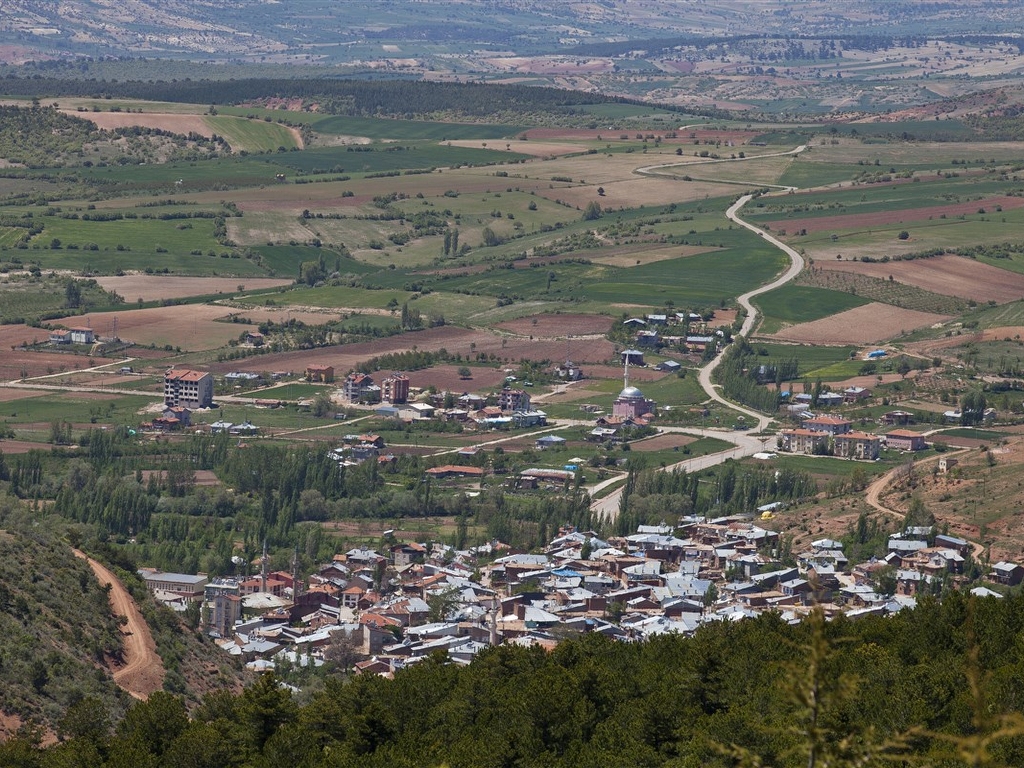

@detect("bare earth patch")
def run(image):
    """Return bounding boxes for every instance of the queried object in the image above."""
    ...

[95,275,294,302]
[0,439,52,453]
[631,433,697,452]
[771,302,950,344]
[816,255,1024,303]
[66,111,215,136]
[494,313,613,337]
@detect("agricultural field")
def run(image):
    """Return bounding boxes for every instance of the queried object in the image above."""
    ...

[771,302,950,345]
[753,284,868,334]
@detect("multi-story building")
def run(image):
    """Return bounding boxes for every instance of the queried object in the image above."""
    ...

[498,388,531,413]
[779,428,829,455]
[343,372,379,402]
[164,368,214,408]
[382,372,410,404]
[833,431,881,460]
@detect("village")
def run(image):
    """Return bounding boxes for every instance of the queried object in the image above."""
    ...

[137,511,1020,681]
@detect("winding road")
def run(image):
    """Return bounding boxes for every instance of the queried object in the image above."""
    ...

[588,148,808,522]
[73,549,165,700]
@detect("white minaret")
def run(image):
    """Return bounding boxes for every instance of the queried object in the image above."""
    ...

[260,540,268,593]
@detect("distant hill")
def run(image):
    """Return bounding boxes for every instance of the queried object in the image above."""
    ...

[1,1,1020,62]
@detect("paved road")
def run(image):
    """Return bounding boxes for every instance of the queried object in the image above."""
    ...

[589,152,808,522]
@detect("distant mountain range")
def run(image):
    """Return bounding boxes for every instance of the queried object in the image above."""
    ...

[1,1,1020,63]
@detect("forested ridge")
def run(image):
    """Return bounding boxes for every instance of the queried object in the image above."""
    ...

[3,592,1024,766]
[0,77,642,119]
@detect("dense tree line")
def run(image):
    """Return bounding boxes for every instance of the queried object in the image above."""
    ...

[7,593,1024,766]
[712,338,784,414]
[0,77,636,119]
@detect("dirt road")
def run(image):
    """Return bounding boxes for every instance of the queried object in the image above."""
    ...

[73,549,165,700]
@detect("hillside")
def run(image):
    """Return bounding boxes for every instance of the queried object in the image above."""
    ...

[0,496,244,737]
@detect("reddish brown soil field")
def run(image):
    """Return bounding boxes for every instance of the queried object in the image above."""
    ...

[631,433,697,452]
[768,194,1024,235]
[60,305,262,351]
[0,389,46,403]
[585,365,667,382]
[94,276,293,302]
[771,302,949,344]
[817,254,1024,303]
[0,349,94,381]
[0,323,50,349]
[494,313,614,337]
[0,439,51,453]
[68,111,213,136]
[403,364,509,392]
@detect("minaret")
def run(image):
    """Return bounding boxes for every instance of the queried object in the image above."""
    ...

[260,539,268,593]
[489,597,499,647]
[291,547,301,601]
[623,357,630,390]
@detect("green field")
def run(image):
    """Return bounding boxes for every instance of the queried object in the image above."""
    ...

[271,144,530,174]
[754,284,869,334]
[234,382,329,400]
[310,115,525,140]
[207,115,302,152]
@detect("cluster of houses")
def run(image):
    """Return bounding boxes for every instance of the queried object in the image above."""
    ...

[777,399,939,460]
[136,518,1019,679]
[623,312,722,356]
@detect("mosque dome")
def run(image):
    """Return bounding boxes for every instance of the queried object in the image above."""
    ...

[618,385,644,400]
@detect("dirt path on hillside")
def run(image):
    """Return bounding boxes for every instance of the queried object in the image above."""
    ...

[73,549,165,699]
[863,449,984,559]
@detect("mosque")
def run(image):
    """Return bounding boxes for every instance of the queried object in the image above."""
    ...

[612,362,656,419]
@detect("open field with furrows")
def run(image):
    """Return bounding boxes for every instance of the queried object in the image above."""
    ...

[49,304,260,351]
[0,349,96,381]
[93,275,294,302]
[815,254,1024,304]
[383,364,510,393]
[770,302,950,344]
[493,313,613,337]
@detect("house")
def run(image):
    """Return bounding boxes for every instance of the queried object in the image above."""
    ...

[306,364,335,383]
[621,349,645,367]
[881,410,914,426]
[938,456,958,474]
[517,468,575,489]
[162,406,192,428]
[803,415,852,435]
[343,372,378,402]
[646,313,668,326]
[513,410,547,427]
[555,360,583,381]
[833,431,881,460]
[425,465,485,480]
[990,561,1024,586]
[843,386,872,403]
[817,391,844,408]
[164,368,214,408]
[778,428,829,455]
[244,331,264,347]
[138,569,208,602]
[401,402,435,419]
[885,429,926,451]
[636,329,660,348]
[535,435,567,450]
[68,326,95,345]
[654,360,682,373]
[49,329,71,345]
[382,373,410,404]
[498,388,531,413]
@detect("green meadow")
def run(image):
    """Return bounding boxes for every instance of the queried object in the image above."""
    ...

[754,284,869,334]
